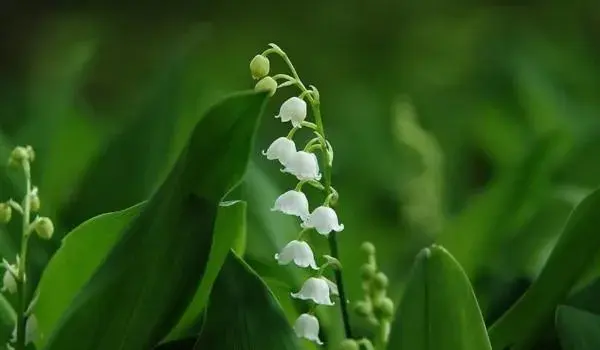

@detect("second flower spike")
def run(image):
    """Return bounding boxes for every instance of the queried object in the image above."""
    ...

[274,240,318,270]
[276,97,307,128]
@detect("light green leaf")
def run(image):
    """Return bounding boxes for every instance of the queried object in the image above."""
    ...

[40,90,268,350]
[556,305,600,350]
[388,245,492,350]
[489,187,600,350]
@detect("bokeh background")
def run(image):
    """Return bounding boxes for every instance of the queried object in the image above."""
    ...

[1,3,600,348]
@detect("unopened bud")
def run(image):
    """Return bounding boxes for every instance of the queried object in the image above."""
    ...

[374,297,395,319]
[353,301,371,317]
[34,217,54,240]
[337,339,359,350]
[360,263,376,281]
[0,203,11,224]
[30,190,40,213]
[25,146,35,162]
[361,241,376,255]
[373,272,389,290]
[254,76,277,97]
[249,54,270,80]
[9,146,29,166]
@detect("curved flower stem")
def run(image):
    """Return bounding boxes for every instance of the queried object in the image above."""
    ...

[16,160,32,350]
[273,44,353,339]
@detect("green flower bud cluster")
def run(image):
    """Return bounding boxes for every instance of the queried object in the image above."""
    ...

[248,54,278,97]
[350,241,395,348]
[2,145,56,349]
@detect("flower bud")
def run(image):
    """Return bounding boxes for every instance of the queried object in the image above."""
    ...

[34,217,54,240]
[30,188,40,212]
[25,146,35,162]
[249,54,270,79]
[0,203,12,224]
[337,339,359,350]
[373,272,389,290]
[361,241,376,255]
[9,146,29,166]
[360,263,376,281]
[2,269,17,294]
[374,297,395,319]
[353,300,371,317]
[254,76,277,96]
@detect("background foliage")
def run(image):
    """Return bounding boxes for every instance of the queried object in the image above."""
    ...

[1,3,600,349]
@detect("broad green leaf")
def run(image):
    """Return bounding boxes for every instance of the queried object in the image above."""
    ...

[166,200,247,340]
[42,91,267,350]
[489,187,600,350]
[193,251,300,350]
[0,294,16,344]
[388,245,492,350]
[34,202,144,347]
[556,305,600,350]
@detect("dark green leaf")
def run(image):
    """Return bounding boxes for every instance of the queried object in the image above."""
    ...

[41,91,267,350]
[193,252,300,350]
[556,305,600,350]
[489,187,600,350]
[388,244,492,350]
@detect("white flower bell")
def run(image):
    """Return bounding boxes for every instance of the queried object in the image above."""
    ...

[291,277,334,305]
[276,96,307,128]
[293,313,323,345]
[2,269,16,295]
[323,277,339,296]
[274,240,318,270]
[302,206,344,235]
[271,190,309,219]
[262,137,297,166]
[282,151,321,181]
[10,314,37,345]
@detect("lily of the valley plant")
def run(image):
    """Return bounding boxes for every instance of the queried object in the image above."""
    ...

[250,43,350,346]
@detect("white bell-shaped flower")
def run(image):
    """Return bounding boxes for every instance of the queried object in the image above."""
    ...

[262,137,297,165]
[301,206,344,235]
[2,269,16,294]
[291,277,334,305]
[282,151,321,181]
[323,277,339,296]
[271,190,310,219]
[274,240,318,270]
[10,314,37,345]
[293,313,323,345]
[276,96,307,128]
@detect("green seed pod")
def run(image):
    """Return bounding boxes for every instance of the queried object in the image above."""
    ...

[35,217,54,240]
[361,241,376,255]
[249,54,270,80]
[254,76,277,97]
[0,203,11,224]
[360,263,376,281]
[374,297,395,319]
[373,272,389,290]
[353,300,371,317]
[337,339,359,350]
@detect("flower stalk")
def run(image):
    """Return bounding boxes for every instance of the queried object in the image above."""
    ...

[252,43,353,344]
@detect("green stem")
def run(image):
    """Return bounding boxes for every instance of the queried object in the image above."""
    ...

[16,160,31,350]
[275,45,353,339]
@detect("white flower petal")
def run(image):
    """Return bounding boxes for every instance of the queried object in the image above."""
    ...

[271,190,309,219]
[293,313,323,345]
[25,314,38,345]
[282,151,321,181]
[301,206,344,235]
[274,240,318,270]
[276,97,307,127]
[2,269,16,295]
[323,277,339,296]
[262,137,297,165]
[291,277,334,305]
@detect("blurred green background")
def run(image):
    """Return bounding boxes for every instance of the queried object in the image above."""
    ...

[1,3,600,348]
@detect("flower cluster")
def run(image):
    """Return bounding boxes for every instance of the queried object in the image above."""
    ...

[1,145,55,349]
[251,44,345,346]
